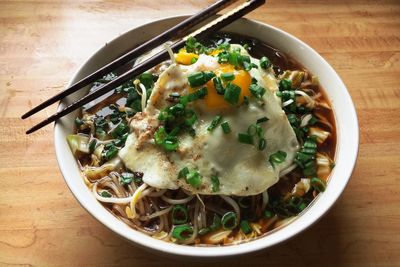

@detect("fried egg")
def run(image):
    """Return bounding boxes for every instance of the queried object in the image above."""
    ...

[119,44,299,196]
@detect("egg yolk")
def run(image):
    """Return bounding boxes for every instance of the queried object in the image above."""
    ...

[175,49,198,65]
[203,64,252,109]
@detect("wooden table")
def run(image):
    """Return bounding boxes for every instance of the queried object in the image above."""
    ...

[1,0,399,266]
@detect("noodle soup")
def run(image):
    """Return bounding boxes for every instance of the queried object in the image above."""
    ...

[67,33,336,246]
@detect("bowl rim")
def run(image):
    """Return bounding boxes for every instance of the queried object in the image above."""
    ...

[54,15,359,257]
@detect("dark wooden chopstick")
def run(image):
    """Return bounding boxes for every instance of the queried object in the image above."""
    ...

[21,0,238,120]
[26,0,265,134]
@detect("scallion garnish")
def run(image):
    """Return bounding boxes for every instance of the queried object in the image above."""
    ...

[311,177,326,192]
[258,138,267,151]
[224,83,241,105]
[279,79,292,91]
[119,173,133,185]
[171,224,194,241]
[163,136,179,151]
[154,126,166,145]
[186,170,202,187]
[100,190,112,198]
[184,109,198,126]
[190,57,198,64]
[269,150,287,168]
[212,77,224,95]
[249,83,266,99]
[221,212,238,230]
[89,139,97,153]
[211,175,220,192]
[220,121,231,134]
[187,71,215,87]
[238,133,254,145]
[264,210,274,218]
[240,220,252,234]
[207,115,222,131]
[172,205,188,224]
[103,143,118,161]
[260,56,271,69]
[111,122,129,138]
[169,103,185,116]
[220,72,235,81]
[178,167,189,179]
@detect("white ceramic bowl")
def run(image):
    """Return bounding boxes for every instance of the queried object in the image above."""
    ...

[54,16,359,258]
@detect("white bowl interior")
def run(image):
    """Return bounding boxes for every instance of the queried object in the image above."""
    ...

[54,16,359,258]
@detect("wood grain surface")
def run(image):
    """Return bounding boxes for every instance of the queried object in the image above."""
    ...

[1,0,399,266]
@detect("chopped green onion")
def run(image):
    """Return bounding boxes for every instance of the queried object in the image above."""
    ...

[212,77,224,95]
[182,87,208,104]
[220,72,235,81]
[279,79,292,91]
[256,117,269,124]
[299,202,307,211]
[172,205,188,224]
[169,103,185,116]
[311,177,326,192]
[207,115,222,131]
[120,173,133,185]
[308,116,318,126]
[139,72,155,89]
[238,133,254,145]
[224,83,241,105]
[100,190,112,198]
[154,126,166,145]
[228,51,240,66]
[184,109,197,126]
[187,71,215,87]
[186,170,202,187]
[103,144,118,161]
[178,167,189,179]
[111,122,129,138]
[221,211,238,230]
[190,57,198,64]
[249,84,266,99]
[220,121,231,134]
[260,56,271,69]
[172,224,194,241]
[240,220,252,234]
[264,210,274,218]
[210,214,222,231]
[163,136,179,151]
[211,175,220,192]
[269,150,287,168]
[89,139,97,153]
[158,108,173,121]
[95,127,107,140]
[258,138,267,151]
[287,114,299,128]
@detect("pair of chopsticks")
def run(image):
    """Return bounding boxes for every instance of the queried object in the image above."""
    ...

[23,0,265,134]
